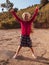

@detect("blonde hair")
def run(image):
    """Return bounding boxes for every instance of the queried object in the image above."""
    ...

[22,12,31,19]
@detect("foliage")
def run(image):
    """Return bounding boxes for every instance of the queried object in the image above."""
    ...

[40,0,48,4]
[0,3,49,29]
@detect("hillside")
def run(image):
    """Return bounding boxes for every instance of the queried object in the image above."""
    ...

[0,3,49,29]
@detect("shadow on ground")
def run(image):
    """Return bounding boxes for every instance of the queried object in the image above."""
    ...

[16,55,49,65]
[0,50,49,65]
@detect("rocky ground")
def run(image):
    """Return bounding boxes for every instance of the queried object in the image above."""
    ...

[0,29,49,65]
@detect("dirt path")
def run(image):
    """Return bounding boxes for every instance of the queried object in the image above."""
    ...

[0,29,49,65]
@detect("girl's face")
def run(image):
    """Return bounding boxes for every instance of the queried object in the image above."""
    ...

[23,14,31,21]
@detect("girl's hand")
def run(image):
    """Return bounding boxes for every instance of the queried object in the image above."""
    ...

[9,8,14,12]
[9,8,18,12]
[35,7,39,12]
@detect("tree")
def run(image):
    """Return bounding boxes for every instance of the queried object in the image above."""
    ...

[40,0,48,4]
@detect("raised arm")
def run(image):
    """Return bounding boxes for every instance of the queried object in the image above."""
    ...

[10,9,24,23]
[29,7,39,23]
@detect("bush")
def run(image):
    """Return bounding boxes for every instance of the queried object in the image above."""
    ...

[1,19,20,29]
[11,20,20,28]
[2,21,11,29]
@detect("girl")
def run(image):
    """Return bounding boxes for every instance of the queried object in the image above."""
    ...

[10,7,39,59]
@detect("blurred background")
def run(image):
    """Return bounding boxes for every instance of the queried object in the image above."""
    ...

[0,0,49,29]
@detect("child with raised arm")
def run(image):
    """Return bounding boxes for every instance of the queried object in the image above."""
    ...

[9,7,39,59]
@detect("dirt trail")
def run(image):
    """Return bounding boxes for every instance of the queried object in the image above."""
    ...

[0,29,49,65]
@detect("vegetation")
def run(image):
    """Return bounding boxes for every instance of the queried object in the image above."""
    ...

[40,0,49,4]
[0,2,49,29]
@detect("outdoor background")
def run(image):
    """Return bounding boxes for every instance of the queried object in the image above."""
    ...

[0,0,49,29]
[0,0,49,65]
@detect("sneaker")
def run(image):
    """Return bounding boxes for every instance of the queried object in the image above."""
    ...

[32,54,37,59]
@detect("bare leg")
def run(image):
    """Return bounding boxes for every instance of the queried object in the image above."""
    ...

[29,47,34,54]
[29,47,36,59]
[13,46,22,59]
